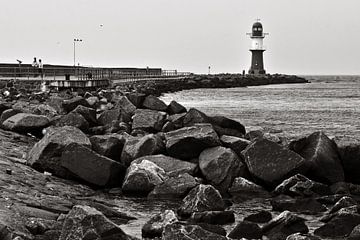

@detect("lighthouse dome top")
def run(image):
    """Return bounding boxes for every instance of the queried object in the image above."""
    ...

[252,21,263,37]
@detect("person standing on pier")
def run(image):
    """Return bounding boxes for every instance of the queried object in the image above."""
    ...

[32,57,38,77]
[38,59,44,79]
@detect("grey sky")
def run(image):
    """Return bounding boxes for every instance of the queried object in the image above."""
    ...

[1,0,359,75]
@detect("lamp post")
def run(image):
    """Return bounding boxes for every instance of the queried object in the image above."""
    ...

[73,38,82,67]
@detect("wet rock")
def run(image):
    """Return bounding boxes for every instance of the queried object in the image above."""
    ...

[51,112,89,132]
[125,92,146,108]
[58,205,132,240]
[122,159,167,196]
[148,173,199,199]
[62,96,90,113]
[27,126,92,178]
[274,174,331,197]
[0,108,22,125]
[182,108,210,127]
[61,142,126,187]
[220,135,250,157]
[121,134,164,166]
[142,210,178,239]
[90,134,126,162]
[228,220,262,239]
[289,131,345,184]
[243,139,307,188]
[199,146,245,194]
[71,105,97,126]
[132,109,167,132]
[165,124,221,160]
[133,154,197,176]
[314,206,360,238]
[162,223,228,240]
[229,177,269,198]
[189,211,235,225]
[167,100,187,115]
[286,233,321,240]
[2,113,49,133]
[177,184,225,218]
[244,210,273,223]
[271,197,326,214]
[97,108,131,126]
[337,143,360,184]
[114,96,137,116]
[262,211,309,240]
[142,95,168,111]
[329,196,357,214]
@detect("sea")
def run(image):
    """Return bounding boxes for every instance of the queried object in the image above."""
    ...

[118,75,360,238]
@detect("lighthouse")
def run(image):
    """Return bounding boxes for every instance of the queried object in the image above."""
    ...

[248,20,268,75]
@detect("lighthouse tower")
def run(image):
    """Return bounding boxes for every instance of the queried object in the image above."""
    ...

[248,20,268,75]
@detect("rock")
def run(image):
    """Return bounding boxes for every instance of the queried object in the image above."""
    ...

[161,121,176,132]
[142,210,178,239]
[220,135,250,157]
[274,174,331,197]
[162,223,228,240]
[0,109,22,125]
[189,211,235,225]
[61,142,126,187]
[199,146,245,194]
[114,96,137,116]
[330,181,349,195]
[286,233,321,240]
[90,134,126,162]
[168,112,186,129]
[132,109,167,132]
[71,105,97,126]
[228,220,262,239]
[118,121,131,134]
[229,177,269,198]
[177,184,225,218]
[2,113,49,133]
[348,224,360,240]
[122,159,167,196]
[165,124,221,160]
[244,210,273,223]
[262,211,309,240]
[243,139,307,188]
[51,112,89,132]
[86,96,100,108]
[0,101,11,115]
[148,173,199,199]
[167,100,187,115]
[142,95,168,111]
[245,130,264,141]
[97,109,131,126]
[121,134,164,166]
[329,196,357,214]
[88,125,106,135]
[27,126,91,178]
[210,115,246,136]
[338,143,360,183]
[62,96,90,113]
[125,92,146,108]
[314,206,360,238]
[270,197,326,214]
[289,131,345,184]
[133,154,197,176]
[59,205,132,240]
[183,108,210,127]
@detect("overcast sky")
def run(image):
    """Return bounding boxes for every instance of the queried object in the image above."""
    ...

[1,0,359,75]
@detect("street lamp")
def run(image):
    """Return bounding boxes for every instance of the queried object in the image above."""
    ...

[73,38,82,67]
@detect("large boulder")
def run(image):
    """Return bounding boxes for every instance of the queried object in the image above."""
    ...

[97,109,130,126]
[142,210,178,239]
[210,115,246,136]
[61,143,126,187]
[51,112,89,132]
[27,126,91,178]
[122,159,167,196]
[337,143,360,183]
[220,135,250,157]
[59,205,132,240]
[182,108,210,127]
[243,139,307,188]
[199,146,245,194]
[329,196,357,214]
[121,134,164,166]
[2,113,49,133]
[148,173,199,199]
[262,211,309,240]
[90,134,127,162]
[168,112,186,129]
[0,108,22,125]
[132,109,167,132]
[62,96,91,113]
[114,96,137,116]
[167,100,187,115]
[229,177,269,198]
[289,131,345,184]
[165,124,221,160]
[125,92,146,108]
[162,223,228,240]
[133,154,197,176]
[142,95,168,111]
[177,184,225,218]
[71,105,97,126]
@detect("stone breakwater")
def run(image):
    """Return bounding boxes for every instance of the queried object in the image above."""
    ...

[1,85,360,239]
[115,74,309,96]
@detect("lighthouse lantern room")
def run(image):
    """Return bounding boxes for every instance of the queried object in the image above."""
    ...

[248,20,268,75]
